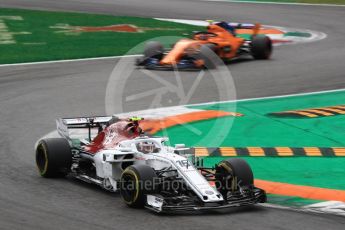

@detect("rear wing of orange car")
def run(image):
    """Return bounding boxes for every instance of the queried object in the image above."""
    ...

[252,23,261,37]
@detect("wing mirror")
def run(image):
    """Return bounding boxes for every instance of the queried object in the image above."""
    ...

[175,144,185,149]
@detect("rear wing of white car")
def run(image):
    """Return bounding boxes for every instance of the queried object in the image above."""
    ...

[56,116,113,141]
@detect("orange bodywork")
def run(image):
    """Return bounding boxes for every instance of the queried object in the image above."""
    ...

[160,24,246,66]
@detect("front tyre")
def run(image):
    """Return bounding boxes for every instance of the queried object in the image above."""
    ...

[35,138,72,178]
[197,44,218,69]
[136,41,164,66]
[215,158,254,198]
[120,165,158,208]
[250,35,272,60]
[143,41,164,59]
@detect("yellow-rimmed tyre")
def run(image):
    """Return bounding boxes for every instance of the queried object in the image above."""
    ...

[120,165,158,208]
[215,158,254,197]
[35,138,72,178]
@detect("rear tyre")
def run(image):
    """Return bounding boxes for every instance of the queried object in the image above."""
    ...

[215,158,254,198]
[250,35,272,59]
[120,165,158,208]
[143,41,164,59]
[35,138,72,178]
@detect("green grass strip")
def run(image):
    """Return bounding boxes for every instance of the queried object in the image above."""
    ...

[0,8,201,64]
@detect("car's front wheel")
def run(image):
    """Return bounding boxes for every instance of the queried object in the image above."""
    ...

[136,41,164,66]
[215,158,254,198]
[120,164,158,208]
[196,44,218,69]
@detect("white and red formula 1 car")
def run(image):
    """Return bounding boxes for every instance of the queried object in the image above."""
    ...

[35,116,266,213]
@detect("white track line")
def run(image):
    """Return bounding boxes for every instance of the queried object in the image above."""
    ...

[304,201,345,216]
[0,54,140,68]
[262,203,345,217]
[204,0,345,7]
[185,87,345,107]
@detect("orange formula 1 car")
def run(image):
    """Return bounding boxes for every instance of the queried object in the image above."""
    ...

[136,21,272,69]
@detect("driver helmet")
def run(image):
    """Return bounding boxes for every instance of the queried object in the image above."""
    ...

[199,34,208,40]
[216,21,236,35]
[137,142,157,154]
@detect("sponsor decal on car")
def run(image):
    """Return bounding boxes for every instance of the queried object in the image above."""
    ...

[146,195,164,211]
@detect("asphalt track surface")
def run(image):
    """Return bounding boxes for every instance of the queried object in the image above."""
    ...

[0,0,345,229]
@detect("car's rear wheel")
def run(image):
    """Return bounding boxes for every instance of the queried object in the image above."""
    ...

[120,164,158,208]
[35,138,72,178]
[215,158,254,198]
[250,35,272,59]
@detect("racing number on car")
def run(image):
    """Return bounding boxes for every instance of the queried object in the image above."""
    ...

[176,160,191,168]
